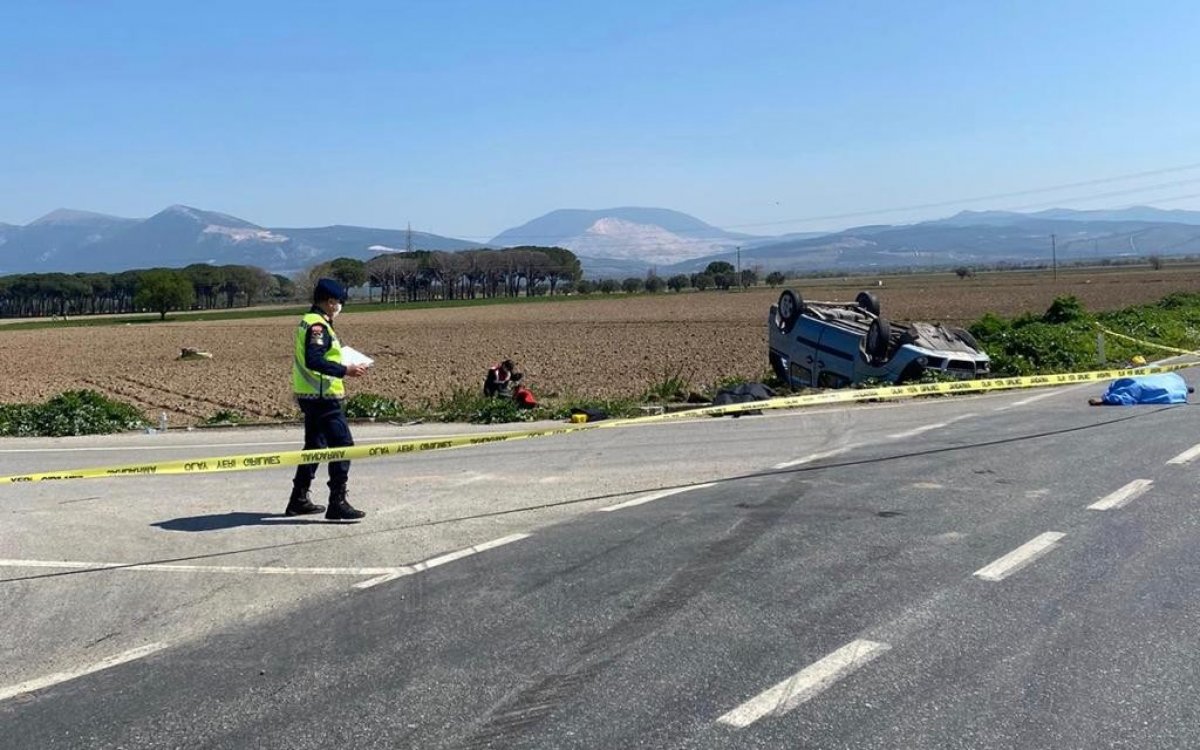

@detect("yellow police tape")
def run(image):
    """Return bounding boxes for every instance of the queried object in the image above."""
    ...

[2,359,1195,483]
[1096,324,1200,357]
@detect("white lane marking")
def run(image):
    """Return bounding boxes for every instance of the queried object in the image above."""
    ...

[600,484,716,512]
[886,413,976,440]
[1025,489,1050,499]
[1087,479,1153,511]
[0,559,408,577]
[994,389,1064,412]
[1167,443,1200,465]
[453,473,494,486]
[912,482,944,489]
[774,445,858,470]
[973,532,1066,582]
[354,533,531,589]
[0,643,167,703]
[716,639,890,728]
[888,422,947,440]
[0,535,531,591]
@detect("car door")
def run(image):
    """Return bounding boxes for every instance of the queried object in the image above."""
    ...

[812,318,859,388]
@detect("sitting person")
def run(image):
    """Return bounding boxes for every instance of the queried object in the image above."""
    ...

[483,360,520,398]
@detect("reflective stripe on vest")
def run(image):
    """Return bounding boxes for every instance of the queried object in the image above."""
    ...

[293,312,344,398]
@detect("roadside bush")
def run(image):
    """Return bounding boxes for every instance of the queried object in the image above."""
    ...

[344,393,407,421]
[642,367,693,402]
[969,293,1200,377]
[430,388,548,424]
[1042,295,1088,324]
[0,390,145,437]
[201,409,245,426]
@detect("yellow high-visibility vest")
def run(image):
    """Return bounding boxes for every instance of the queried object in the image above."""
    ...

[293,311,344,398]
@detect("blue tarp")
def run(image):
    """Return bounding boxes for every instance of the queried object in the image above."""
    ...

[1099,372,1190,405]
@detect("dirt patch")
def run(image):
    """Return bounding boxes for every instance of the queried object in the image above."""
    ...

[5,267,1198,423]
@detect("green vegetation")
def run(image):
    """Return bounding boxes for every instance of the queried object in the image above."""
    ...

[133,269,196,320]
[970,293,1200,376]
[201,409,246,426]
[0,390,145,437]
[343,393,408,421]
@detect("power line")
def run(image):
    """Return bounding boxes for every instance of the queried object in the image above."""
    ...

[1000,177,1200,212]
[719,161,1200,230]
[438,161,1200,242]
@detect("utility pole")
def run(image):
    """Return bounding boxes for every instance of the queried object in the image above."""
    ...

[1051,233,1057,282]
[405,222,413,254]
[736,245,742,291]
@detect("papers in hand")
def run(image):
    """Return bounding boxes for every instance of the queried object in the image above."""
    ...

[341,346,374,368]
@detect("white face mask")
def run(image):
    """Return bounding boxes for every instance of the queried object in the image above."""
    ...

[331,302,343,318]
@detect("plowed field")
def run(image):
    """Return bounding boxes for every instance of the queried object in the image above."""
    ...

[6,267,1199,424]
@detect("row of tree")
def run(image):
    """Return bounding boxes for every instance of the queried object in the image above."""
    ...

[307,247,583,303]
[0,265,292,319]
[0,252,792,320]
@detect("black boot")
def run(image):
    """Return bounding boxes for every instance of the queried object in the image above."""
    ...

[325,487,366,521]
[285,486,325,516]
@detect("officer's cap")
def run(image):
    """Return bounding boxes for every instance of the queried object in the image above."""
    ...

[313,278,348,304]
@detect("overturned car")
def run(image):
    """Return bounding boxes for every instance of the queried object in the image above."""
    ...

[768,289,990,389]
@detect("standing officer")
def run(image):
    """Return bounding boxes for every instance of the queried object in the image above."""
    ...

[286,278,368,521]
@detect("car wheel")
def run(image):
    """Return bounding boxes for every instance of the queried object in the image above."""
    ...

[866,316,891,361]
[855,291,881,317]
[777,289,803,332]
[949,326,980,351]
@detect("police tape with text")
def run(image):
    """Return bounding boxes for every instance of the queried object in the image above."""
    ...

[2,360,1193,484]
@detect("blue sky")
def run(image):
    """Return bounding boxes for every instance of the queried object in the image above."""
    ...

[2,0,1198,238]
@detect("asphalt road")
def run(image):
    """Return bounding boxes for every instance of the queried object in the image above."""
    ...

[3,375,1200,748]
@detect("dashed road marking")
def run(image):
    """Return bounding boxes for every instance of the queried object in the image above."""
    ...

[1087,479,1153,511]
[973,532,1066,582]
[0,534,532,590]
[994,390,1062,412]
[887,413,976,440]
[0,558,406,578]
[599,484,716,512]
[717,639,891,728]
[354,533,531,589]
[0,643,167,703]
[1167,443,1200,465]
[774,445,858,470]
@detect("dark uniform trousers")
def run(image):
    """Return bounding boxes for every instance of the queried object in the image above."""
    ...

[292,397,354,491]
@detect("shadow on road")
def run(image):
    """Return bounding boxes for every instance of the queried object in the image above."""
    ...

[152,512,324,532]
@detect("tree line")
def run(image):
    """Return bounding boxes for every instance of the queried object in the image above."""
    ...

[0,264,291,319]
[316,246,583,302]
[0,250,792,321]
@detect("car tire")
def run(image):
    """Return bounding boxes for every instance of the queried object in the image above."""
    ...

[949,326,980,351]
[866,316,891,361]
[777,289,804,332]
[855,291,881,317]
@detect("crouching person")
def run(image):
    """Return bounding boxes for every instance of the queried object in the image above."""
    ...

[484,359,519,398]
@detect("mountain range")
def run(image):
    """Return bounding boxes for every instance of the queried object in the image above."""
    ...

[0,205,483,276]
[3,204,1200,278]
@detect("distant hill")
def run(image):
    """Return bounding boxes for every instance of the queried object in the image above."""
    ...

[6,201,1200,278]
[490,207,763,266]
[0,205,482,274]
[668,215,1200,275]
